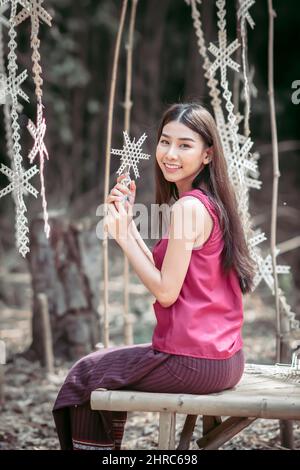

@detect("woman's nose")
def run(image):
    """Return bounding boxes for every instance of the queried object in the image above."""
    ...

[165,145,177,158]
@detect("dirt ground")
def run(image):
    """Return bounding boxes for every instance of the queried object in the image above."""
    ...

[0,277,300,450]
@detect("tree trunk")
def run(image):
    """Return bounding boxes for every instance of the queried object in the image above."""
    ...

[26,215,101,363]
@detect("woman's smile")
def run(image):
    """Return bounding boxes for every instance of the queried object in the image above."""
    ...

[164,162,182,172]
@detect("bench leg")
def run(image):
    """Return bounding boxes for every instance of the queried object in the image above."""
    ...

[158,412,176,449]
[177,415,198,450]
[197,416,257,450]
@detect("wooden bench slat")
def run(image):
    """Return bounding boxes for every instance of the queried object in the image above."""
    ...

[91,364,300,420]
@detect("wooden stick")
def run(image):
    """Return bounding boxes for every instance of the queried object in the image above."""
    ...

[122,0,139,345]
[267,0,282,364]
[267,0,294,449]
[101,0,129,348]
[37,293,54,374]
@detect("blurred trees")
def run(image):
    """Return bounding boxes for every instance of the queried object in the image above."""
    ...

[0,0,299,247]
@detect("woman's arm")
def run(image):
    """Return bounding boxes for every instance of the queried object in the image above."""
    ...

[129,221,155,265]
[119,197,204,308]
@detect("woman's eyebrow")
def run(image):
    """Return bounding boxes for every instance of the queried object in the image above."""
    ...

[161,133,196,142]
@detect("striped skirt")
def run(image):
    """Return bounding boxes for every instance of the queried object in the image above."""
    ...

[52,343,245,450]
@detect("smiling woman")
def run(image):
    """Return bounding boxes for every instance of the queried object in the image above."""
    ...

[52,102,253,450]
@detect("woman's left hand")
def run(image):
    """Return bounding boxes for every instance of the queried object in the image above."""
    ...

[104,197,133,246]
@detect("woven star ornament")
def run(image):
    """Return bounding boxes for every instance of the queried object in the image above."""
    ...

[111,131,150,199]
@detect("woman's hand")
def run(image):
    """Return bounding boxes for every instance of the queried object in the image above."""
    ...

[104,174,136,245]
[106,174,136,208]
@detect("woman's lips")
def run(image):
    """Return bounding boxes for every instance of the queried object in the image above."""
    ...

[164,163,182,173]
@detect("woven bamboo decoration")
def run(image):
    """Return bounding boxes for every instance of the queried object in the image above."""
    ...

[184,0,300,338]
[0,0,52,255]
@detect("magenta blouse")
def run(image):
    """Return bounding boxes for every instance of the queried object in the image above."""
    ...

[151,188,244,359]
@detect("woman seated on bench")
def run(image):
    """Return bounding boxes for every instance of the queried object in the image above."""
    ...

[52,102,255,450]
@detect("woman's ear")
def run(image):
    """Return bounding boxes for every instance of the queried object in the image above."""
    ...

[204,146,213,164]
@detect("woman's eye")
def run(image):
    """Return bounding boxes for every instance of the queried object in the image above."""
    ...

[160,140,190,148]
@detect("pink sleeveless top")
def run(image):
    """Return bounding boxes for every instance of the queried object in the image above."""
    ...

[151,188,244,359]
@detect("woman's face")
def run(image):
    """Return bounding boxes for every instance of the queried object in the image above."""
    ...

[156,121,210,190]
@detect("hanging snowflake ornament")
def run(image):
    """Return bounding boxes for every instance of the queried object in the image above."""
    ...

[237,0,255,30]
[14,0,52,31]
[12,0,52,239]
[14,0,52,98]
[0,163,38,199]
[0,0,38,257]
[0,68,29,104]
[208,32,240,83]
[27,102,47,164]
[0,162,39,256]
[111,131,150,198]
[252,248,290,293]
[27,101,50,237]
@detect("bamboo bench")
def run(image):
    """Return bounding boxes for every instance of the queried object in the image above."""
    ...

[90,363,300,449]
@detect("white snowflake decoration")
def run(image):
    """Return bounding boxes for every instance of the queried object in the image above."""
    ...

[0,0,52,255]
[111,131,150,188]
[0,163,38,199]
[27,101,50,237]
[0,0,37,257]
[0,68,29,104]
[238,0,255,30]
[208,32,240,82]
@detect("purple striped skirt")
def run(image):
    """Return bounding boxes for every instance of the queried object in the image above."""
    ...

[52,343,244,449]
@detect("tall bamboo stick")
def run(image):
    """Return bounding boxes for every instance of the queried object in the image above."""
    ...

[267,0,282,364]
[267,0,294,449]
[101,0,129,348]
[122,0,139,345]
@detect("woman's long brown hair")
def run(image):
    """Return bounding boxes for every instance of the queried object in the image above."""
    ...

[155,102,256,294]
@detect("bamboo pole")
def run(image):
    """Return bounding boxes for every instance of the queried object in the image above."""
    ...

[267,0,282,369]
[37,293,54,374]
[101,0,129,348]
[122,0,139,345]
[267,0,294,449]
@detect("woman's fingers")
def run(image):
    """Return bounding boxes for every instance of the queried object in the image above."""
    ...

[107,174,136,205]
[115,182,130,194]
[106,195,123,203]
[111,187,124,197]
[117,174,126,183]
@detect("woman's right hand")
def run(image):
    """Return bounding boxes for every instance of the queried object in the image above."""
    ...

[106,174,136,210]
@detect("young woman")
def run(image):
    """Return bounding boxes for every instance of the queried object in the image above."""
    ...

[52,102,255,450]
